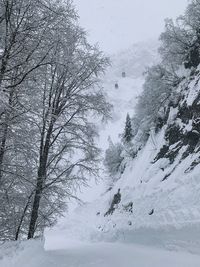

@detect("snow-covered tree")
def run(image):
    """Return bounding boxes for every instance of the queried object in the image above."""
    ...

[0,0,111,241]
[159,18,192,68]
[122,113,133,143]
[130,64,178,147]
[159,1,200,69]
[104,138,124,184]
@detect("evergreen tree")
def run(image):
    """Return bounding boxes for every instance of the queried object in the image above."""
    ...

[123,113,133,143]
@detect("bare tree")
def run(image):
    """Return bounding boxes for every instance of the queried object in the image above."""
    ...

[27,19,111,238]
[0,0,111,240]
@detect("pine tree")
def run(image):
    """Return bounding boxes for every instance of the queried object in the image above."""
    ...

[123,113,133,143]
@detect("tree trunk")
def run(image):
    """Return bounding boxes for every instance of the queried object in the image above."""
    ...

[27,121,54,239]
[0,91,13,184]
[27,168,45,239]
[0,123,8,183]
[15,192,34,240]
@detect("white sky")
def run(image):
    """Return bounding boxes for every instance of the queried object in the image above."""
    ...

[74,0,189,54]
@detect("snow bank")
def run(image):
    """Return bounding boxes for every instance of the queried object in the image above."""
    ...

[0,239,45,267]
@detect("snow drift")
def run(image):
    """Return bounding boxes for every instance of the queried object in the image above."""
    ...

[0,239,45,267]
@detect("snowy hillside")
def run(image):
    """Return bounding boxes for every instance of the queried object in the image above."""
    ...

[45,45,200,255]
[64,41,159,204]
[99,40,158,147]
[107,40,159,79]
[67,40,159,203]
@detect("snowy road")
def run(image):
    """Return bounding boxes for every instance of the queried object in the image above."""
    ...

[39,242,200,267]
[2,239,200,267]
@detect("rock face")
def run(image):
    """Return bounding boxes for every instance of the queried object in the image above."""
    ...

[104,189,121,216]
[154,71,200,168]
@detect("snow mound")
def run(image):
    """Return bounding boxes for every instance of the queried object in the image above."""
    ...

[0,239,45,267]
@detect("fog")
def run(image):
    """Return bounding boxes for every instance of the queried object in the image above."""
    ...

[74,0,189,53]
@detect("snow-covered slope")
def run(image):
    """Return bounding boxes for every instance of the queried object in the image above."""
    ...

[107,40,159,79]
[72,41,158,202]
[46,42,200,254]
[99,40,158,146]
[0,239,45,267]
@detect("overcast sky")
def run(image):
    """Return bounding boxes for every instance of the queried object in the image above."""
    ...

[74,0,189,54]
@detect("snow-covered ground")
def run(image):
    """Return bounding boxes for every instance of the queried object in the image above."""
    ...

[1,239,200,267]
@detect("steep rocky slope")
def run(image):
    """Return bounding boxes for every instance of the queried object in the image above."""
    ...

[46,43,200,253]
